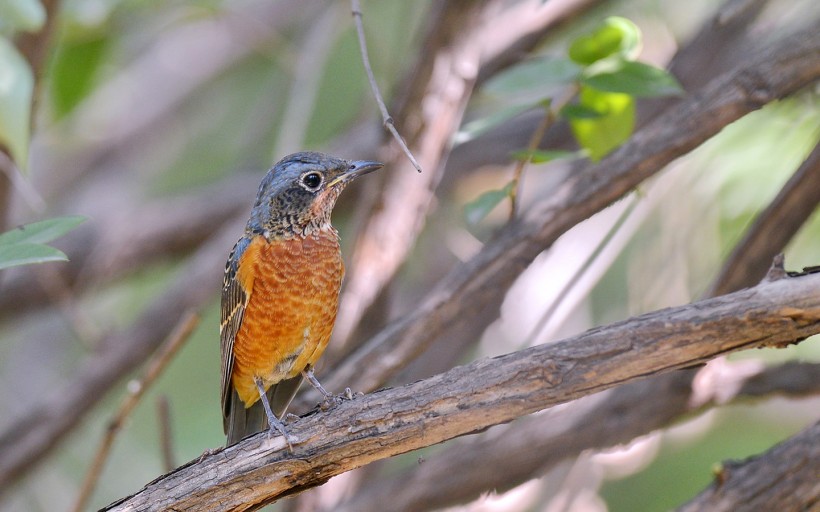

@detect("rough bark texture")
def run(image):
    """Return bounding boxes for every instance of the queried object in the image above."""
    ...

[677,421,820,512]
[104,271,820,511]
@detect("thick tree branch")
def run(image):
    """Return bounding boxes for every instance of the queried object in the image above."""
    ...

[708,141,820,296]
[677,420,820,511]
[104,272,820,511]
[312,25,820,399]
[337,361,820,512]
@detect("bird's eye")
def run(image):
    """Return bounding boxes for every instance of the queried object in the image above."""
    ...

[301,172,323,191]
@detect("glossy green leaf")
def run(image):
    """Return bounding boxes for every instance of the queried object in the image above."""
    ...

[583,60,683,97]
[464,182,514,225]
[0,242,67,270]
[484,57,581,96]
[511,149,576,163]
[50,34,110,118]
[0,215,86,244]
[569,86,634,161]
[568,17,641,65]
[0,0,46,32]
[0,36,33,169]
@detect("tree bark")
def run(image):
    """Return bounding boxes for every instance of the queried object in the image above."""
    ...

[677,421,820,512]
[104,271,820,511]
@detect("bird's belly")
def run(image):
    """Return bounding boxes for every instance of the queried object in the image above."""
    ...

[231,232,343,407]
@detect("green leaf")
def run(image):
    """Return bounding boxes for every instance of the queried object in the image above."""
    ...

[464,182,515,225]
[455,103,532,144]
[0,242,67,270]
[569,86,635,161]
[511,149,576,163]
[583,59,683,97]
[0,0,46,32]
[484,57,581,96]
[50,34,110,118]
[0,36,33,169]
[0,215,86,244]
[560,103,604,119]
[568,17,641,65]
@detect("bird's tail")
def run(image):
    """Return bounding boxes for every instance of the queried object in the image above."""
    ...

[225,375,304,446]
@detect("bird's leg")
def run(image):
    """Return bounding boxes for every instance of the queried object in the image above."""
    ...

[303,367,332,399]
[254,376,295,452]
[302,368,356,410]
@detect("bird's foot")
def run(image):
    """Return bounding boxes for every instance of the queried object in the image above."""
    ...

[319,387,360,411]
[266,423,297,453]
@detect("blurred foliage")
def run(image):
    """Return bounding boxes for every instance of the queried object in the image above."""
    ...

[0,215,85,269]
[463,15,681,224]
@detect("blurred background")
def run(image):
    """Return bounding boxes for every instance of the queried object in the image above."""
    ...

[0,0,818,510]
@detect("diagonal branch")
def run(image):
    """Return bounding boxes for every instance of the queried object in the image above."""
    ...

[677,420,820,511]
[313,24,820,399]
[708,141,820,296]
[336,360,820,512]
[104,271,820,511]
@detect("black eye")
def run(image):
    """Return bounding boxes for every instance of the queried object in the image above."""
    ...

[301,172,323,191]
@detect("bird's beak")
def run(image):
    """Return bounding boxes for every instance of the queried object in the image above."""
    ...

[328,160,384,187]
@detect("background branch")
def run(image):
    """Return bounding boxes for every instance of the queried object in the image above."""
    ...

[677,420,820,511]
[0,220,242,492]
[708,141,820,296]
[337,361,820,512]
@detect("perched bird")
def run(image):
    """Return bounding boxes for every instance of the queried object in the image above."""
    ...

[220,152,383,447]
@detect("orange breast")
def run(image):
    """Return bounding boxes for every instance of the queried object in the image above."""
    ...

[231,230,343,407]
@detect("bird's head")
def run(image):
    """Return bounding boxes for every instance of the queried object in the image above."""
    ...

[247,152,383,238]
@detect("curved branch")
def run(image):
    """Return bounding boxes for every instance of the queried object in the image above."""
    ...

[677,420,820,511]
[104,272,820,511]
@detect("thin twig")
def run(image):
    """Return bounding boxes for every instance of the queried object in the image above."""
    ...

[156,395,176,472]
[70,310,200,512]
[351,0,422,172]
[508,86,578,220]
[523,193,639,346]
[508,107,555,220]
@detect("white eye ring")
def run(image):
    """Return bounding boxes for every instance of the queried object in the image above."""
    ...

[300,172,323,191]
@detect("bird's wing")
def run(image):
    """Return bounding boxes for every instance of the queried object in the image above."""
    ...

[220,236,252,433]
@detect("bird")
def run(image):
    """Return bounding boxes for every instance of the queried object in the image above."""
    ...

[220,151,383,447]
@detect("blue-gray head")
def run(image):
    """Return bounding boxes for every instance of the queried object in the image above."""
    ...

[247,152,383,238]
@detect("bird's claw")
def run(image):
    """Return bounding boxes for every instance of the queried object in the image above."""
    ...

[319,387,359,411]
[266,426,297,453]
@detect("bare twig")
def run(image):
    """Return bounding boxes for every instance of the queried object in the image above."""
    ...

[507,84,577,220]
[523,193,639,346]
[508,107,556,220]
[351,0,421,172]
[157,396,176,472]
[71,311,199,512]
[332,0,487,348]
[104,271,820,511]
